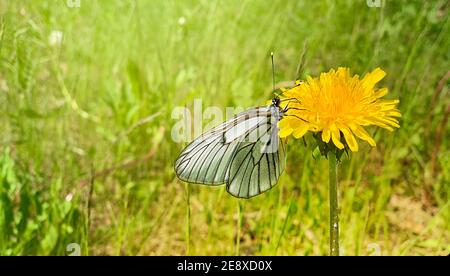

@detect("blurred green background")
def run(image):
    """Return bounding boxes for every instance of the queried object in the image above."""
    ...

[0,0,449,255]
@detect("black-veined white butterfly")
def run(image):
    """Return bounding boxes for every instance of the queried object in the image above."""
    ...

[174,96,290,199]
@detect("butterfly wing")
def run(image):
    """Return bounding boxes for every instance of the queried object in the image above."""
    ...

[174,107,271,185]
[226,112,286,198]
[174,106,286,198]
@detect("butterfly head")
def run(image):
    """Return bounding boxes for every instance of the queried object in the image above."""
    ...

[272,97,281,107]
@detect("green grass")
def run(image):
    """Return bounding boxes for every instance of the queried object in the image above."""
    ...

[0,0,449,255]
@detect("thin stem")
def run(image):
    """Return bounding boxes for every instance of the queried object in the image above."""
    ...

[328,150,340,256]
[235,201,243,256]
[185,183,191,255]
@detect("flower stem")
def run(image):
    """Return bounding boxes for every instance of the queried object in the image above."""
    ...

[328,150,340,256]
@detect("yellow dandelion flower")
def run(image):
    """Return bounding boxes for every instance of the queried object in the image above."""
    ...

[278,67,401,152]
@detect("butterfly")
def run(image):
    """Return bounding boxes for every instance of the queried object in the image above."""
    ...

[174,95,293,199]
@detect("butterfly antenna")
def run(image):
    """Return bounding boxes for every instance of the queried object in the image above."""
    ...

[271,52,277,96]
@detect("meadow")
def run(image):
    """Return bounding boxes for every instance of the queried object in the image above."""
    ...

[0,0,449,256]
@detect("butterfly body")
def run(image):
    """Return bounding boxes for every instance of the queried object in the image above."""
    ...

[174,98,286,198]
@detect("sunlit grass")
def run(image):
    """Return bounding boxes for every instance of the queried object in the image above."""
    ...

[0,0,449,255]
